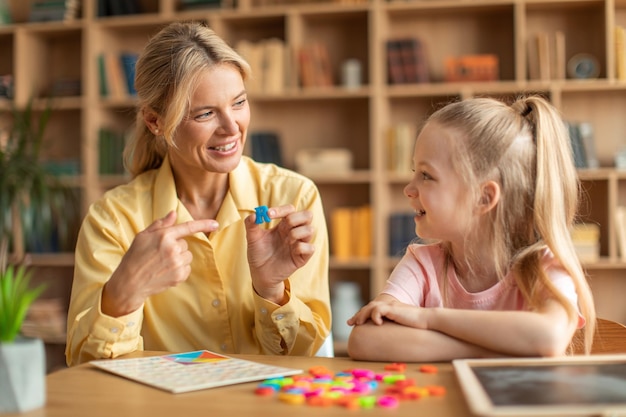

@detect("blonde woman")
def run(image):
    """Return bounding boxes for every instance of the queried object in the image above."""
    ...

[66,22,330,366]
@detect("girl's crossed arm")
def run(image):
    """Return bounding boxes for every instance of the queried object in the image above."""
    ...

[347,294,577,361]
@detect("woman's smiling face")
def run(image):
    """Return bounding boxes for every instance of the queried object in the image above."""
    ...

[168,63,250,175]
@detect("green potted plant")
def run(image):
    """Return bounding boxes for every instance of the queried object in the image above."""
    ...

[0,239,46,413]
[0,99,78,412]
[0,98,79,260]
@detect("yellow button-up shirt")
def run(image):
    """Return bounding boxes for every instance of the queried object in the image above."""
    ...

[66,156,330,366]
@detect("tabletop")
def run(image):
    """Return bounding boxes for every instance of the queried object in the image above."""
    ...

[8,352,473,417]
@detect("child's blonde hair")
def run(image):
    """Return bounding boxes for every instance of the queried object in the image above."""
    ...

[428,95,595,353]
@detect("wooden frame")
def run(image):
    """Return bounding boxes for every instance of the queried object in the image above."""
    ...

[453,354,626,417]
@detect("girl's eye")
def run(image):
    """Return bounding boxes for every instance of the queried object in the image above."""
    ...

[234,98,247,107]
[420,171,431,180]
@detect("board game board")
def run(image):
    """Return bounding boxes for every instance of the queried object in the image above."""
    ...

[90,350,302,394]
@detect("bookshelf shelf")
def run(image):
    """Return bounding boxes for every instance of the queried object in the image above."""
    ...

[3,0,626,367]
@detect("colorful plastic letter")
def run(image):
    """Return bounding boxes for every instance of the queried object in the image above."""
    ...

[255,205,271,224]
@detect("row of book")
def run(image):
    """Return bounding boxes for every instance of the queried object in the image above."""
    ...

[566,121,598,169]
[386,122,416,174]
[615,206,626,261]
[180,0,223,10]
[616,25,626,81]
[235,39,335,91]
[298,42,334,88]
[250,131,283,166]
[98,0,141,17]
[331,205,372,260]
[527,31,566,81]
[0,74,13,98]
[389,212,419,257]
[98,52,138,99]
[29,0,80,22]
[236,38,289,94]
[98,127,127,175]
[570,222,600,263]
[21,298,66,344]
[386,37,429,84]
[331,208,421,260]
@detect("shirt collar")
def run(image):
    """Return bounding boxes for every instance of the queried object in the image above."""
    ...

[153,155,260,229]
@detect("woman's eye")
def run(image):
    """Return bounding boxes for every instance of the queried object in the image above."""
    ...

[195,111,213,120]
[234,98,247,107]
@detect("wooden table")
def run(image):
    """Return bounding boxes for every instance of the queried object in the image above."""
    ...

[7,352,473,417]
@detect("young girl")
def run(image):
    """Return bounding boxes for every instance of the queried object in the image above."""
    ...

[347,95,596,361]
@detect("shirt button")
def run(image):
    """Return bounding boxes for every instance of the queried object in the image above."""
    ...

[260,308,268,315]
[110,328,119,334]
[126,322,135,327]
[275,314,284,321]
[212,299,220,307]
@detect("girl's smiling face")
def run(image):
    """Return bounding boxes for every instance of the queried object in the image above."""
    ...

[168,63,250,175]
[403,121,473,246]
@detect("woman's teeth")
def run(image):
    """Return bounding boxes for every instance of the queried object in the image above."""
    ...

[212,142,236,151]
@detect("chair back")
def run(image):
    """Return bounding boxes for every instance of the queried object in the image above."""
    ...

[571,318,626,354]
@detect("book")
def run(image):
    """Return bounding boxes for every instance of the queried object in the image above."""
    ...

[536,31,551,81]
[236,39,264,94]
[101,52,127,99]
[263,38,286,93]
[527,33,540,80]
[329,205,373,259]
[566,122,588,169]
[570,222,600,263]
[617,207,626,261]
[298,42,333,88]
[386,39,405,84]
[97,54,108,97]
[250,131,283,166]
[577,122,598,169]
[399,38,429,83]
[98,127,126,175]
[331,207,353,260]
[29,0,66,22]
[388,212,418,257]
[566,121,597,169]
[120,53,138,95]
[90,350,302,394]
[553,31,566,80]
[180,0,222,9]
[353,205,372,259]
[617,25,626,81]
[236,38,288,93]
[387,122,415,173]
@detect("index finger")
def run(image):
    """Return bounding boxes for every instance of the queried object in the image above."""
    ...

[266,204,296,219]
[168,219,219,239]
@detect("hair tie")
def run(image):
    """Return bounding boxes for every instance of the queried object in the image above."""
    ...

[521,105,532,117]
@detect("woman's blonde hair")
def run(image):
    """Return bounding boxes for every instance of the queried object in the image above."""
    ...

[124,21,251,178]
[429,95,596,353]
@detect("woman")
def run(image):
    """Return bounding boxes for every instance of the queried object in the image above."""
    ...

[66,22,331,366]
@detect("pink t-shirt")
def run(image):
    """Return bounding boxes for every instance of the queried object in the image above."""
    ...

[382,243,584,327]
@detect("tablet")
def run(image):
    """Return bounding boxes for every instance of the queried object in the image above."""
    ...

[453,354,626,416]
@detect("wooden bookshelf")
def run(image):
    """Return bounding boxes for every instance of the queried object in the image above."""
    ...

[3,0,626,368]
